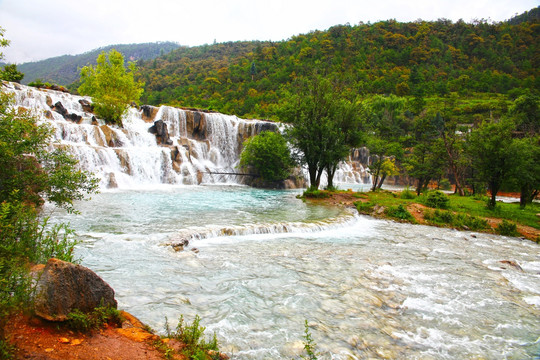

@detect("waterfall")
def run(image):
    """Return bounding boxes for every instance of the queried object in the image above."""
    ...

[2,81,371,189]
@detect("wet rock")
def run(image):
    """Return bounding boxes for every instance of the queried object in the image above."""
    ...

[191,248,199,254]
[186,111,207,140]
[148,120,173,145]
[107,172,118,188]
[91,116,99,125]
[34,258,117,321]
[140,105,159,122]
[45,95,53,108]
[171,238,189,252]
[51,101,68,117]
[43,110,54,119]
[78,99,93,113]
[100,125,122,147]
[65,113,82,123]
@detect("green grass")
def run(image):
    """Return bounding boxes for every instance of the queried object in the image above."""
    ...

[354,189,540,238]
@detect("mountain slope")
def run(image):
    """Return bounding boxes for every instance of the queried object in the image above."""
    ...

[18,42,180,86]
[136,9,539,119]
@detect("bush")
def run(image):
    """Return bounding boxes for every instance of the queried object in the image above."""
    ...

[424,209,489,231]
[386,204,414,221]
[400,188,416,199]
[67,305,123,332]
[496,220,519,237]
[424,190,450,209]
[355,201,374,214]
[239,131,293,182]
[302,187,330,199]
[439,178,452,191]
[164,315,220,360]
[301,320,318,360]
[78,49,144,126]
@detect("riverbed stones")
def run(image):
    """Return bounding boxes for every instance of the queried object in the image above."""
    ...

[34,258,117,321]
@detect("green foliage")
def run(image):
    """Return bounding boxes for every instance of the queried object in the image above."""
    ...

[301,320,318,360]
[385,204,414,221]
[423,209,489,230]
[0,26,9,60]
[280,74,363,189]
[302,187,331,199]
[423,190,450,209]
[137,17,538,119]
[0,92,99,212]
[164,315,220,360]
[496,219,520,237]
[19,42,180,87]
[66,305,123,332]
[355,201,375,214]
[468,118,516,209]
[78,49,144,126]
[400,188,416,199]
[0,86,98,352]
[239,131,293,182]
[0,64,24,83]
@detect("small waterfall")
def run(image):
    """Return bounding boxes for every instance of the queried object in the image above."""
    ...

[2,81,371,189]
[165,211,359,245]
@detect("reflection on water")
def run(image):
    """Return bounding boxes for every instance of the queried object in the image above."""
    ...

[47,186,540,359]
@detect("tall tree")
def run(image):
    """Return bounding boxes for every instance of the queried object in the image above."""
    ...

[279,75,362,190]
[78,49,144,126]
[468,118,516,209]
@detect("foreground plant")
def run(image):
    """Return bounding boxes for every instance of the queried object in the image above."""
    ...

[163,315,221,360]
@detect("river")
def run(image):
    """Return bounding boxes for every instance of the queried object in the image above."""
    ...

[45,186,540,359]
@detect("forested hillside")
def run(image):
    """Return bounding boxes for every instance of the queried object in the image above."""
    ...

[18,42,180,85]
[137,13,538,120]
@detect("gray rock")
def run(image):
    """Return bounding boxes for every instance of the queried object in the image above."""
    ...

[34,258,117,321]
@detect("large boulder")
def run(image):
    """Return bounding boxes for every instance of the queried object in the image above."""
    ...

[140,105,159,122]
[34,258,117,321]
[148,119,173,145]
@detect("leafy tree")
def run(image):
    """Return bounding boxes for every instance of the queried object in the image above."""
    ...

[78,49,144,126]
[434,112,469,196]
[509,92,539,136]
[468,118,516,209]
[509,136,540,208]
[366,137,401,191]
[239,131,293,182]
[0,89,98,351]
[0,64,24,83]
[279,75,362,190]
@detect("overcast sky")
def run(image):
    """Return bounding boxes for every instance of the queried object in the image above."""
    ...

[0,0,537,64]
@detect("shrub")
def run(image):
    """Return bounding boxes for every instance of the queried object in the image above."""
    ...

[439,178,452,191]
[424,190,450,209]
[355,201,374,214]
[386,204,414,221]
[303,187,330,199]
[301,320,318,360]
[66,305,123,332]
[400,188,416,199]
[496,220,519,237]
[239,131,293,182]
[164,315,220,360]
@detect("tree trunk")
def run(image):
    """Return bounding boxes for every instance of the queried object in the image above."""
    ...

[377,174,387,189]
[442,133,465,196]
[326,163,338,189]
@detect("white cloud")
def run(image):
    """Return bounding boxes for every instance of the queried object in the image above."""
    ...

[0,0,537,63]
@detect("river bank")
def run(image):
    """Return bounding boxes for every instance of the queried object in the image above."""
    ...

[304,189,540,242]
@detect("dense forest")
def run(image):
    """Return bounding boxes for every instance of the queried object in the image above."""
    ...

[16,42,180,86]
[136,10,539,121]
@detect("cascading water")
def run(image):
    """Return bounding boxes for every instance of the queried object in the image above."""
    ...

[6,81,537,358]
[1,81,371,189]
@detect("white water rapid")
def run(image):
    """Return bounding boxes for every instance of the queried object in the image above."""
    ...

[1,81,370,189]
[4,82,539,359]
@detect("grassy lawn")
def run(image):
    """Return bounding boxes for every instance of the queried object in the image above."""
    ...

[351,189,539,241]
